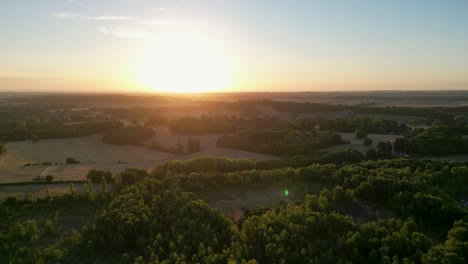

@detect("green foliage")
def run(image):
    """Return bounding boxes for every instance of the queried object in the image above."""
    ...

[3,157,468,263]
[217,129,347,156]
[76,179,234,263]
[363,137,373,147]
[34,121,123,140]
[187,137,201,153]
[153,156,258,177]
[101,176,108,195]
[65,157,80,164]
[45,175,54,183]
[118,168,148,185]
[355,129,367,139]
[87,170,113,183]
[376,141,392,158]
[102,126,154,146]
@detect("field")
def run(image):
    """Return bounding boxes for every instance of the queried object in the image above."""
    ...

[0,183,111,200]
[195,182,394,224]
[0,135,175,183]
[432,155,468,162]
[196,182,330,221]
[0,131,277,183]
[178,147,277,161]
[326,132,401,154]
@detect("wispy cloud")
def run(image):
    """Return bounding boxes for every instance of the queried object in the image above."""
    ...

[90,16,136,21]
[97,26,157,40]
[140,19,184,26]
[64,0,99,11]
[214,27,232,32]
[51,12,83,18]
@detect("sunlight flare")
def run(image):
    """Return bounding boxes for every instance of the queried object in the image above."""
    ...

[136,35,233,93]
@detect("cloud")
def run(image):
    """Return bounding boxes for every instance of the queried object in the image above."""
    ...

[51,12,83,18]
[214,27,231,32]
[152,8,168,11]
[97,25,157,40]
[90,16,136,21]
[64,0,99,11]
[140,19,184,26]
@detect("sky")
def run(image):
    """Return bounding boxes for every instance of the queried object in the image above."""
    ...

[1,0,468,93]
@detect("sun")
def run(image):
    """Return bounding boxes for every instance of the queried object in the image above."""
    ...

[136,35,233,93]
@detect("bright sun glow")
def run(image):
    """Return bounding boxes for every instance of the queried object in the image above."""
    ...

[136,35,233,93]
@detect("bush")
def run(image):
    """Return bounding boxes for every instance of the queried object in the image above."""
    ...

[102,126,154,145]
[363,137,373,147]
[355,129,367,139]
[87,170,113,183]
[45,175,54,183]
[66,157,80,164]
[187,138,201,153]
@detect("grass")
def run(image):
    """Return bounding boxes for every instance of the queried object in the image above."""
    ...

[0,198,105,248]
[195,182,332,221]
[0,183,112,200]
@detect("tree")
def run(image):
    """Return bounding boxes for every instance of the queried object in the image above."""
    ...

[177,141,184,155]
[66,157,80,164]
[453,114,467,127]
[393,138,406,152]
[45,175,54,183]
[366,149,378,160]
[187,138,201,153]
[68,182,75,196]
[114,174,123,192]
[85,179,94,200]
[363,137,373,147]
[376,141,392,158]
[101,176,107,195]
[119,168,148,185]
[355,129,367,139]
[87,170,112,183]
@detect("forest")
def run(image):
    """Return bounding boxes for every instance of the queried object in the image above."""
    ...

[1,157,467,263]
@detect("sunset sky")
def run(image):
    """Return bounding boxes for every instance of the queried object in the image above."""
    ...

[1,0,468,92]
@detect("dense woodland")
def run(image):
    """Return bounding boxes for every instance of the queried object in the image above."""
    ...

[102,126,155,146]
[217,129,347,156]
[1,157,468,263]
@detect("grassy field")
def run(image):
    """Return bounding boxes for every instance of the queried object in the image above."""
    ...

[326,132,401,154]
[0,183,111,200]
[0,131,277,183]
[0,134,175,165]
[0,135,175,183]
[196,182,331,221]
[431,155,468,162]
[178,147,278,161]
[0,198,103,254]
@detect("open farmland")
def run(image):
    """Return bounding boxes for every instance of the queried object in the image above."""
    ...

[0,133,278,183]
[0,136,175,183]
[0,183,111,200]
